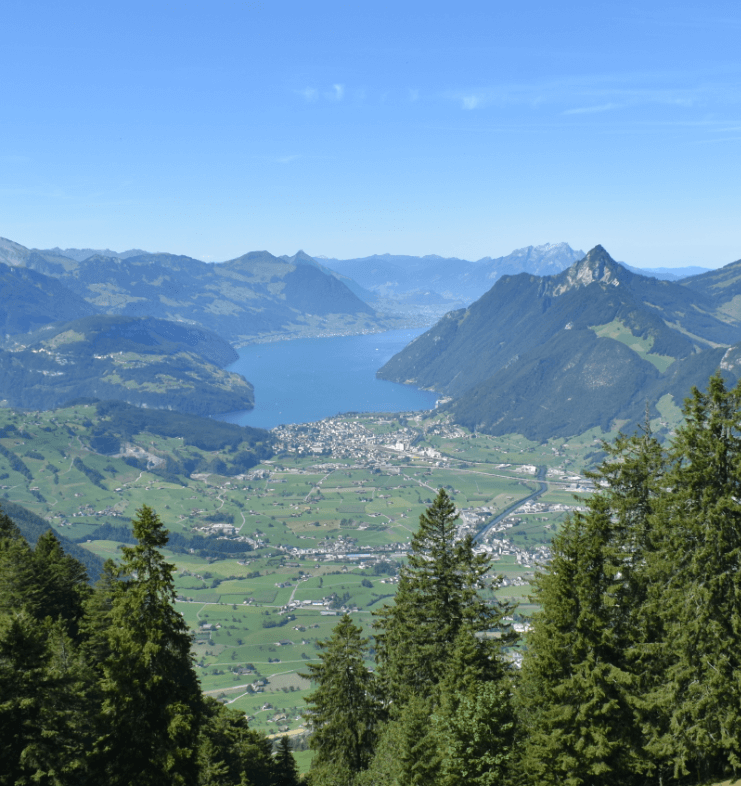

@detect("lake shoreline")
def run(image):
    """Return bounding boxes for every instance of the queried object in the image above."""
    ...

[214,328,439,430]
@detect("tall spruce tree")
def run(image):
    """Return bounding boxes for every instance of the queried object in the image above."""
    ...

[0,509,21,540]
[519,500,641,785]
[643,374,741,782]
[518,419,668,786]
[434,626,516,786]
[374,488,514,708]
[80,558,119,666]
[273,736,301,786]
[302,613,378,785]
[366,490,516,786]
[0,527,41,618]
[90,505,202,786]
[196,697,275,786]
[0,609,55,786]
[0,507,97,785]
[34,530,91,641]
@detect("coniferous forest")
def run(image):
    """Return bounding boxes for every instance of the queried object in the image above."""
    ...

[4,373,741,785]
[0,505,301,786]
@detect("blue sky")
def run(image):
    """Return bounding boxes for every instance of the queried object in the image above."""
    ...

[2,1,739,267]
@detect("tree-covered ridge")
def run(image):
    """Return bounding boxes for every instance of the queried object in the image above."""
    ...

[30,314,241,367]
[90,398,273,458]
[0,259,98,336]
[0,503,301,786]
[0,315,254,416]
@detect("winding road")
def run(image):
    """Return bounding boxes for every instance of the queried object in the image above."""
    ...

[473,465,548,544]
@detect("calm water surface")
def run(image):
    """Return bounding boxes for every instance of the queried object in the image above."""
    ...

[215,328,438,429]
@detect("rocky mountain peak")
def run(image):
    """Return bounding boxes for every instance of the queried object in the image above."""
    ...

[551,245,626,296]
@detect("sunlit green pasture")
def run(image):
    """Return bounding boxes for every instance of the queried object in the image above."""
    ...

[0,403,611,735]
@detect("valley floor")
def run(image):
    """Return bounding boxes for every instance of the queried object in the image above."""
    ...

[0,403,624,735]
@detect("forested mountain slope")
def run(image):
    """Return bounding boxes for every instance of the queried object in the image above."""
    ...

[0,498,104,580]
[378,246,741,439]
[0,315,254,415]
[0,260,98,336]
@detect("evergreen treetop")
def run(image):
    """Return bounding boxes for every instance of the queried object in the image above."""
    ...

[302,613,378,781]
[374,488,514,707]
[92,505,202,786]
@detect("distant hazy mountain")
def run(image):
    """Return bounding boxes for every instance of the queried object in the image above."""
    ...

[320,243,586,305]
[0,315,253,415]
[0,260,98,335]
[280,250,379,304]
[378,246,741,440]
[4,239,384,345]
[0,237,32,267]
[622,263,711,280]
[0,237,99,272]
[680,258,741,319]
[40,246,150,262]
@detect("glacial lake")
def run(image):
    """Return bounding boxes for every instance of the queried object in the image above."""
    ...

[214,328,439,429]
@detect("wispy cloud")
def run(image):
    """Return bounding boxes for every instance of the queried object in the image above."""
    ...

[563,103,621,115]
[446,71,741,116]
[409,88,420,102]
[461,94,486,110]
[327,83,344,101]
[298,87,319,102]
[298,83,345,103]
[695,135,741,144]
[274,155,300,164]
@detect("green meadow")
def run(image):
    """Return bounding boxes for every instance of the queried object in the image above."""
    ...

[0,403,606,734]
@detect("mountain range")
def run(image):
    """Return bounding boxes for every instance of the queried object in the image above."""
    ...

[319,243,711,308]
[0,241,382,346]
[0,260,98,335]
[320,243,586,307]
[0,236,395,417]
[378,246,741,440]
[0,233,728,432]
